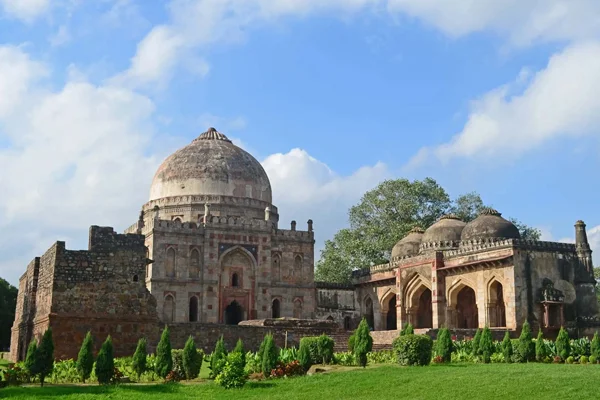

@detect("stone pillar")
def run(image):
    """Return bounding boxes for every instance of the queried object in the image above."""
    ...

[291,220,296,231]
[265,206,271,221]
[543,303,549,328]
[431,252,446,329]
[307,219,313,232]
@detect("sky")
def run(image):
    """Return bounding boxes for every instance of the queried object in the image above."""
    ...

[2,0,600,286]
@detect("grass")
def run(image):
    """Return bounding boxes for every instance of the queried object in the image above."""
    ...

[3,363,600,399]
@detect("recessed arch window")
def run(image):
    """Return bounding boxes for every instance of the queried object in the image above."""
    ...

[166,247,176,278]
[232,272,240,287]
[189,248,200,279]
[163,294,175,323]
[189,296,199,322]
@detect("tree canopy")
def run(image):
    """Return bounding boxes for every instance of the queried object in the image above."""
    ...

[0,277,18,351]
[315,178,541,283]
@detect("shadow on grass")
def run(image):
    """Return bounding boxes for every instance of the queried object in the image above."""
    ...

[3,383,184,397]
[245,381,277,389]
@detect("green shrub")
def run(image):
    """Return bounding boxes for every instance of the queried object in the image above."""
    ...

[317,335,335,364]
[555,327,570,361]
[348,332,356,352]
[580,355,589,364]
[517,321,535,362]
[132,338,147,380]
[501,331,513,363]
[367,350,396,364]
[183,336,202,380]
[171,349,184,375]
[401,323,414,336]
[393,334,433,366]
[298,338,313,372]
[535,330,547,362]
[479,327,493,364]
[353,319,372,368]
[24,339,39,380]
[36,328,55,386]
[434,328,453,363]
[95,336,114,385]
[471,329,481,357]
[591,332,600,359]
[565,355,574,364]
[209,335,227,379]
[215,352,248,389]
[261,334,278,377]
[155,326,173,379]
[233,339,245,367]
[76,331,94,383]
[589,355,598,364]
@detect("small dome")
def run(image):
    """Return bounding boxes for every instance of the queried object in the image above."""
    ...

[460,208,521,241]
[421,214,466,244]
[391,227,424,259]
[149,128,272,202]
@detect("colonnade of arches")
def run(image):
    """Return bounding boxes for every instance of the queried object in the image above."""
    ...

[361,277,507,331]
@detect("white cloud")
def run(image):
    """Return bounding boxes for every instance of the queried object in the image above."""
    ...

[0,0,49,22]
[387,0,600,47]
[263,148,389,255]
[408,42,600,165]
[0,46,170,285]
[49,25,71,47]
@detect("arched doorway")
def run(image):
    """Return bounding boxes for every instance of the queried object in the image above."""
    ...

[489,281,506,327]
[272,298,281,318]
[225,301,244,325]
[189,296,198,322]
[365,297,374,329]
[386,296,397,330]
[456,286,478,329]
[417,289,433,329]
[344,316,352,330]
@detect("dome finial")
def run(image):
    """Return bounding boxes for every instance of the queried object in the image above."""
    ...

[194,127,231,142]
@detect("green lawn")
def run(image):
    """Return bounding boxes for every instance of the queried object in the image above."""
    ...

[3,363,599,400]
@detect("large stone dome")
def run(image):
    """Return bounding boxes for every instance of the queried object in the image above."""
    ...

[421,214,466,244]
[149,128,272,202]
[461,208,521,241]
[391,227,424,259]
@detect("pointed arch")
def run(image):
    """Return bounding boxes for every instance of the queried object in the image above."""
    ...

[293,298,303,319]
[364,295,375,329]
[447,280,478,329]
[403,275,432,329]
[294,254,303,280]
[163,294,175,322]
[189,248,200,279]
[272,253,281,281]
[165,247,176,278]
[189,296,199,322]
[272,298,281,318]
[487,278,506,327]
[219,246,257,270]
[380,291,398,331]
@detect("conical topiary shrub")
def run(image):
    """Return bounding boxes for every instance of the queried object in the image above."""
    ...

[76,331,94,383]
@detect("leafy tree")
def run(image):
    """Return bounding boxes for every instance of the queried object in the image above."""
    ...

[471,329,481,357]
[535,329,547,362]
[510,218,541,240]
[435,327,453,363]
[353,318,372,368]
[95,335,114,384]
[555,326,571,361]
[517,321,535,362]
[24,339,39,380]
[261,334,278,377]
[155,326,173,378]
[132,337,147,380]
[315,179,539,283]
[182,336,201,380]
[502,331,513,363]
[479,326,493,363]
[0,277,18,351]
[36,328,54,386]
[76,331,94,383]
[209,335,227,379]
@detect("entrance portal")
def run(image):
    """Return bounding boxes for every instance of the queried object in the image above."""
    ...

[456,286,478,329]
[225,301,244,325]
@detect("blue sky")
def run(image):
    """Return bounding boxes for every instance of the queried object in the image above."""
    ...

[1,0,600,286]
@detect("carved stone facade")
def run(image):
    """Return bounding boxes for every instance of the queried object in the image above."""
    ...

[320,211,599,336]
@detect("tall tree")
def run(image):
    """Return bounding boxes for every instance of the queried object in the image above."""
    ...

[0,277,18,351]
[315,178,541,283]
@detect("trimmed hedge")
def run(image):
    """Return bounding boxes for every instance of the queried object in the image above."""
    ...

[299,335,335,365]
[393,334,433,366]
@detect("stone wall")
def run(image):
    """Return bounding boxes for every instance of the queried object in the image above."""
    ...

[168,319,341,353]
[315,284,361,330]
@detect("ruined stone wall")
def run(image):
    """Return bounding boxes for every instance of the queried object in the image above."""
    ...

[10,226,160,361]
[9,258,40,361]
[315,285,360,329]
